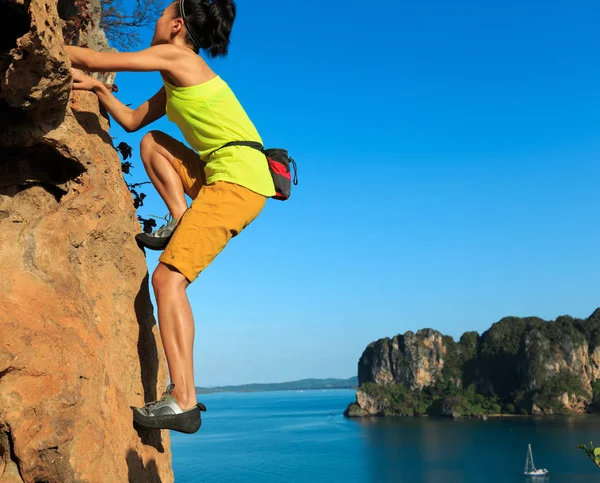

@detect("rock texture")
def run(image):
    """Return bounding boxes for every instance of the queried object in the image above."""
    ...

[0,0,173,481]
[56,0,116,84]
[347,310,600,418]
[358,329,446,390]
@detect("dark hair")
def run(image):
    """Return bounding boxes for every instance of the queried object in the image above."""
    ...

[175,0,236,58]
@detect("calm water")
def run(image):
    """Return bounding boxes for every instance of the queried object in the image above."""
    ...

[171,390,600,482]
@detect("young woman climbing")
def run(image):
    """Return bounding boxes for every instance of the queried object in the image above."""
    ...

[66,0,275,434]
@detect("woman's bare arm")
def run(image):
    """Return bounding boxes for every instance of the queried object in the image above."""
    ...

[72,70,166,132]
[66,45,181,73]
[66,44,213,87]
[95,84,166,133]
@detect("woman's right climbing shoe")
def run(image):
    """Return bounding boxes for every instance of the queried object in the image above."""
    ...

[131,384,207,434]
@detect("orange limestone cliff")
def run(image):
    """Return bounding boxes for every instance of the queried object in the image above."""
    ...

[0,0,173,481]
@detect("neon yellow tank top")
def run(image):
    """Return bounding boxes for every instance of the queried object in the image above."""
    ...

[163,76,275,197]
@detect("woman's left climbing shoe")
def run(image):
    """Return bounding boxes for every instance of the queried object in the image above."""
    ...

[135,216,179,251]
[131,384,207,434]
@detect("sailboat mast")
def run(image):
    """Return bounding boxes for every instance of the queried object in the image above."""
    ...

[529,444,536,470]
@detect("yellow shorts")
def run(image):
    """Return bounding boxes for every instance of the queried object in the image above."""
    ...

[158,143,266,283]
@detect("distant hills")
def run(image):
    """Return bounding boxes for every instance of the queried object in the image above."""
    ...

[195,377,358,394]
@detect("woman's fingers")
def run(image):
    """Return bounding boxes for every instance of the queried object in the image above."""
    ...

[70,69,96,90]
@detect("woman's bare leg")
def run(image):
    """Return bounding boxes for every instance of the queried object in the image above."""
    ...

[139,130,189,220]
[152,262,197,410]
[139,130,200,409]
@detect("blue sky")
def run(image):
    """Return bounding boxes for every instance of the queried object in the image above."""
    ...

[109,0,600,386]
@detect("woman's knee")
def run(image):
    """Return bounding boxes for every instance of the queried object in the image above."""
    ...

[152,263,169,293]
[152,263,188,294]
[140,130,163,162]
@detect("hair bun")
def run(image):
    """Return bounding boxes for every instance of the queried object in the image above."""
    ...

[198,0,236,58]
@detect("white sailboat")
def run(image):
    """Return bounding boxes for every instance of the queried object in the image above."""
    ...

[524,444,548,477]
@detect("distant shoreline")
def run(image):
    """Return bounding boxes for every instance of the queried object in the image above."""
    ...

[484,412,600,419]
[195,377,358,395]
[347,411,600,420]
[196,387,357,395]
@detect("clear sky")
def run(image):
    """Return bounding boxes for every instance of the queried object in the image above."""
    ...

[108,0,600,386]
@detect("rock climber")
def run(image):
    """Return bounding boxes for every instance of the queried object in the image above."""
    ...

[66,0,275,433]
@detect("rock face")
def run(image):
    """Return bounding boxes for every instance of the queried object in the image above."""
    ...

[0,1,173,482]
[348,310,600,418]
[358,329,446,390]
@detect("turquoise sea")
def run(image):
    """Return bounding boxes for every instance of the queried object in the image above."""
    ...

[171,389,600,482]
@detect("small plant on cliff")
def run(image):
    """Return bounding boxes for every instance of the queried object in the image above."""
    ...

[61,0,94,45]
[114,140,154,232]
[577,442,600,470]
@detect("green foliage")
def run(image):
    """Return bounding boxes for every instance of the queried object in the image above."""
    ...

[477,317,533,400]
[540,315,586,346]
[440,332,480,389]
[476,314,591,407]
[480,317,533,358]
[575,311,600,351]
[361,381,501,418]
[361,383,431,416]
[438,384,501,416]
[531,370,589,413]
[513,390,532,414]
[459,332,479,358]
[577,442,600,470]
[458,331,479,384]
[441,336,461,382]
[357,311,600,419]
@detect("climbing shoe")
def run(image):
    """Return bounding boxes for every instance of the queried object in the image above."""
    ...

[135,215,179,251]
[131,384,207,434]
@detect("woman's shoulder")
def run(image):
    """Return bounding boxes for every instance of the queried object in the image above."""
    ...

[161,48,216,88]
